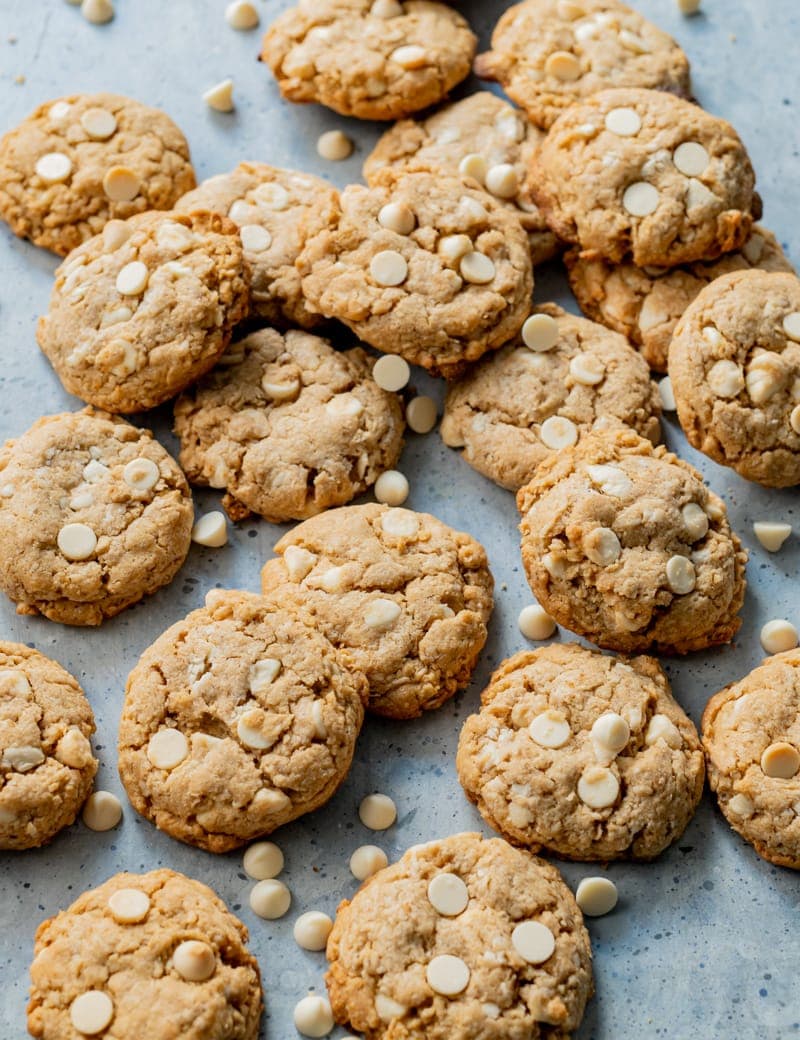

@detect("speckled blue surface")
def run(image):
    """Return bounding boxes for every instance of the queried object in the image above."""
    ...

[1,1,799,1037]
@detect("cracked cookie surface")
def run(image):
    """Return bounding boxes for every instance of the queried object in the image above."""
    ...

[0,408,193,626]
[260,504,493,719]
[457,643,704,861]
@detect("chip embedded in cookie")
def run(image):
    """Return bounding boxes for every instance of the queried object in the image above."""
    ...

[260,504,493,719]
[118,590,367,852]
[441,303,661,490]
[669,269,800,487]
[532,88,759,267]
[0,643,97,850]
[0,92,196,256]
[326,832,594,1038]
[176,162,339,327]
[260,0,477,121]
[0,408,194,626]
[27,869,263,1039]
[298,167,533,377]
[475,0,691,130]
[517,428,747,654]
[36,209,250,413]
[702,649,800,870]
[363,91,558,266]
[458,643,704,860]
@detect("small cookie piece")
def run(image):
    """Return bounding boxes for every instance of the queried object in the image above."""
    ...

[174,328,405,523]
[298,167,533,377]
[27,869,262,1039]
[118,590,366,852]
[363,92,558,266]
[326,832,593,1038]
[36,210,250,414]
[0,92,195,256]
[517,428,747,654]
[176,163,339,327]
[457,643,704,861]
[532,88,759,267]
[441,303,661,490]
[260,504,493,719]
[0,408,193,626]
[566,227,795,372]
[260,0,476,121]
[0,643,97,850]
[474,0,691,130]
[702,650,800,869]
[669,269,800,488]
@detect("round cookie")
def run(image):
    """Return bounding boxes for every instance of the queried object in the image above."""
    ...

[457,643,704,861]
[0,643,97,851]
[37,209,250,413]
[440,303,661,491]
[260,504,493,719]
[566,226,795,372]
[702,650,800,870]
[363,92,558,266]
[474,0,691,130]
[0,92,196,257]
[175,162,339,328]
[0,408,193,626]
[326,832,594,1038]
[532,88,759,267]
[260,0,477,121]
[516,428,748,654]
[297,166,533,377]
[118,589,367,853]
[174,328,405,523]
[668,269,800,488]
[27,869,263,1039]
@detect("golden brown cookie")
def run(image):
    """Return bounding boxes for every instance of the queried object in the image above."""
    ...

[0,643,97,851]
[260,0,477,121]
[517,428,747,654]
[27,869,263,1039]
[326,832,594,1038]
[118,590,366,853]
[474,0,690,130]
[260,504,493,719]
[0,408,193,626]
[441,303,661,490]
[669,269,800,487]
[457,643,704,861]
[0,92,195,256]
[36,210,250,414]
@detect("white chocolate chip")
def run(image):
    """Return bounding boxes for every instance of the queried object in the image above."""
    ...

[685,177,716,209]
[373,470,411,509]
[753,521,792,553]
[542,551,567,578]
[225,0,259,29]
[249,658,281,694]
[364,598,401,631]
[586,464,633,497]
[438,233,473,264]
[703,325,723,346]
[707,359,744,399]
[484,163,519,199]
[0,483,14,498]
[115,260,148,296]
[316,129,353,161]
[728,793,754,817]
[107,888,150,924]
[760,619,799,654]
[372,354,410,391]
[381,507,418,538]
[370,250,408,286]
[604,107,641,136]
[682,502,709,541]
[522,313,559,352]
[584,527,621,566]
[325,393,363,418]
[147,728,189,770]
[427,874,469,917]
[518,604,556,641]
[80,107,117,140]
[0,670,31,696]
[783,312,800,342]
[457,195,488,222]
[459,153,488,184]
[240,224,272,252]
[243,841,284,880]
[70,991,114,1035]
[622,181,659,217]
[557,0,585,17]
[569,352,605,385]
[103,165,140,201]
[791,405,800,435]
[262,377,299,401]
[123,457,159,492]
[460,251,495,284]
[350,844,388,880]
[283,545,317,581]
[173,940,216,982]
[57,522,97,561]
[391,44,427,69]
[192,511,227,548]
[375,994,407,1021]
[665,555,696,595]
[255,182,289,210]
[293,911,334,951]
[591,713,630,756]
[577,766,619,809]
[677,0,701,12]
[511,921,555,964]
[540,415,578,450]
[359,792,396,830]
[283,51,317,79]
[426,954,470,996]
[100,305,132,327]
[378,201,415,234]
[102,220,130,251]
[253,788,290,812]
[55,728,93,768]
[545,50,581,80]
[658,376,676,411]
[673,141,710,177]
[48,100,72,123]
[746,353,787,404]
[370,0,403,15]
[82,791,122,831]
[35,152,72,184]
[645,713,683,749]
[760,741,800,779]
[293,995,334,1038]
[576,877,618,917]
[250,879,291,919]
[528,709,571,749]
[318,566,348,593]
[237,708,274,749]
[406,395,437,434]
[2,746,44,772]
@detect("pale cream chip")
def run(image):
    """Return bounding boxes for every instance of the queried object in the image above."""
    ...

[426,954,470,996]
[682,502,709,541]
[147,728,189,770]
[518,604,556,641]
[760,618,798,654]
[569,352,605,385]
[103,165,140,201]
[243,840,284,880]
[545,50,581,81]
[584,527,621,566]
[405,395,437,433]
[173,940,216,981]
[604,107,641,137]
[521,313,559,352]
[391,44,427,69]
[753,521,792,553]
[540,415,577,450]
[665,555,696,595]
[350,844,388,880]
[107,888,151,924]
[316,129,353,161]
[80,107,117,140]
[250,879,291,919]
[359,792,397,829]
[57,522,97,561]
[460,251,495,284]
[123,457,159,492]
[293,911,334,951]
[69,991,114,1035]
[707,359,744,399]
[622,181,659,217]
[35,152,73,184]
[645,713,682,749]
[240,224,272,252]
[364,598,402,630]
[370,249,408,286]
[381,507,418,538]
[760,741,800,779]
[576,877,618,917]
[673,141,710,177]
[528,709,570,749]
[458,153,488,184]
[191,511,227,547]
[577,765,619,809]
[427,873,469,917]
[372,354,410,391]
[294,995,334,1038]
[377,201,415,235]
[115,260,148,296]
[511,920,555,964]
[283,544,316,581]
[484,163,518,199]
[82,790,122,831]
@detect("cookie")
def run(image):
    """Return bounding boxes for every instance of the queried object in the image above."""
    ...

[668,269,800,488]
[0,92,195,257]
[474,0,691,130]
[566,227,795,372]
[702,650,800,870]
[457,643,704,861]
[440,303,661,491]
[326,831,593,1038]
[298,166,533,377]
[27,868,262,1039]
[0,408,193,626]
[260,0,477,121]
[175,162,339,328]
[363,91,558,266]
[0,643,97,851]
[118,589,366,853]
[516,428,747,654]
[260,504,493,719]
[174,328,405,524]
[532,88,759,267]
[36,210,250,414]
